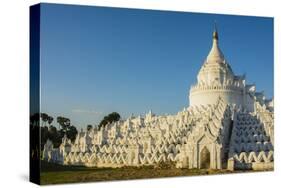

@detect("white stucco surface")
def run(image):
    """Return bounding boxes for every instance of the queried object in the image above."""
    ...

[43,28,274,171]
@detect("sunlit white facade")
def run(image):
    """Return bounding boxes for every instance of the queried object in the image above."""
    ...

[44,27,274,171]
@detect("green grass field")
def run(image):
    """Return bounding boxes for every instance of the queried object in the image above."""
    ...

[40,161,265,185]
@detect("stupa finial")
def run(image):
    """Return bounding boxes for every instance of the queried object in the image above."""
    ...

[213,21,218,40]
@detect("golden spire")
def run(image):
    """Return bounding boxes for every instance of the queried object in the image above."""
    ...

[206,21,225,63]
[213,21,218,40]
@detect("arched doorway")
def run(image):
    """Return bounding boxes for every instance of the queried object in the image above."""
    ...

[200,146,210,169]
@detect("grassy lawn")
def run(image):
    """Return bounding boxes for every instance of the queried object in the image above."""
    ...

[40,161,264,185]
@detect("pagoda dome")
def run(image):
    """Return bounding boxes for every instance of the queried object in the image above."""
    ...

[197,28,234,86]
[189,25,244,108]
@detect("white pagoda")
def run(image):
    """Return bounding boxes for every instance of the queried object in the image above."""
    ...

[43,26,274,171]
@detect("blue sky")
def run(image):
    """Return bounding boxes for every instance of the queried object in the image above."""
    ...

[39,3,273,129]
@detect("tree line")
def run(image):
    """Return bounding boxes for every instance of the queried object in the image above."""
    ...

[30,112,121,150]
[30,113,78,149]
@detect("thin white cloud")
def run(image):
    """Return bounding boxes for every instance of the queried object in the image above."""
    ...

[71,109,104,116]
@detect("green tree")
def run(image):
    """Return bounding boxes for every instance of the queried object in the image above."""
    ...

[47,116,54,126]
[66,125,78,142]
[56,129,65,147]
[48,125,58,142]
[57,116,70,131]
[40,113,49,127]
[38,114,80,149]
[98,112,121,130]
[87,124,93,131]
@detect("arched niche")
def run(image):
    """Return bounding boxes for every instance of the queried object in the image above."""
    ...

[200,146,211,169]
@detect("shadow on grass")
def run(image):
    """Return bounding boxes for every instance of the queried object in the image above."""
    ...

[41,160,105,172]
[40,161,272,185]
